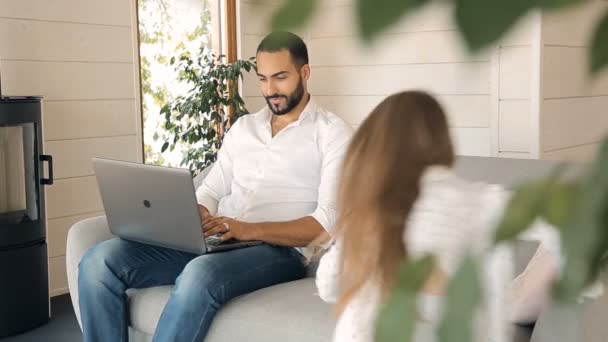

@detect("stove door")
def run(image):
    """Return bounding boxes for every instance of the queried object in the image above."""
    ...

[0,123,44,248]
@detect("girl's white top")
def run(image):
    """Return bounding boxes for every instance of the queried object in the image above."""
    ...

[315,166,561,342]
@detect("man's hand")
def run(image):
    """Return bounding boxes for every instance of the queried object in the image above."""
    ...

[202,216,257,242]
[198,205,211,221]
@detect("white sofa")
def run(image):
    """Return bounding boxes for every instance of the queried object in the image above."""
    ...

[66,156,606,342]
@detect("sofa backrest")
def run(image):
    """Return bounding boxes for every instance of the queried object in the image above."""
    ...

[197,156,585,277]
[453,156,583,189]
[194,155,584,201]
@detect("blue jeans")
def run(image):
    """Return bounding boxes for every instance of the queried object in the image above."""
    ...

[78,238,306,342]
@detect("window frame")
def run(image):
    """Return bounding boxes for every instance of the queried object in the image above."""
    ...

[134,0,238,162]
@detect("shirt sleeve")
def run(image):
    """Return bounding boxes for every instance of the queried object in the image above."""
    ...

[195,123,237,215]
[310,121,353,232]
[476,185,515,342]
[315,239,342,303]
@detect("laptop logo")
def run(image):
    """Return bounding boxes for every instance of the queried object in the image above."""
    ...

[143,200,151,208]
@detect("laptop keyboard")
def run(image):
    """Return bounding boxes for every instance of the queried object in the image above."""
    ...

[205,235,222,246]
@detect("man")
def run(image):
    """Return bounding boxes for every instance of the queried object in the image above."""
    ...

[78,31,353,341]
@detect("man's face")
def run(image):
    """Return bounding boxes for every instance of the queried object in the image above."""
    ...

[256,50,309,115]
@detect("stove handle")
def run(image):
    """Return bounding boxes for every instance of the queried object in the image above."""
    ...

[40,154,53,185]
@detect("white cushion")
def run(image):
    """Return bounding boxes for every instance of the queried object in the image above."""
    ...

[127,278,336,342]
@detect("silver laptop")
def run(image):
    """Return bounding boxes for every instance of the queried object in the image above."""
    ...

[92,157,263,254]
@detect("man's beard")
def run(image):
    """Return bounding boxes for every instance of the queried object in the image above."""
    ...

[264,78,305,115]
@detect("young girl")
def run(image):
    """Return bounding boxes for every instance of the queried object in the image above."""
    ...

[315,91,560,342]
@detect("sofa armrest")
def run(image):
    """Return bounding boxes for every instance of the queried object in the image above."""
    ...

[65,215,115,329]
[531,279,608,342]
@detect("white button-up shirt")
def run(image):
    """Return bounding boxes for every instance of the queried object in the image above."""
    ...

[196,97,353,233]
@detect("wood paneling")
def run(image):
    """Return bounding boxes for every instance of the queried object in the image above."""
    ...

[0,18,133,62]
[239,2,279,36]
[46,176,104,220]
[542,47,608,99]
[2,61,136,101]
[0,0,132,26]
[304,63,490,97]
[49,256,68,297]
[308,2,456,38]
[542,1,608,47]
[313,94,491,127]
[308,31,488,67]
[499,13,536,47]
[542,143,599,162]
[499,47,532,99]
[450,128,492,156]
[43,100,138,141]
[45,136,139,179]
[541,96,608,151]
[499,100,531,152]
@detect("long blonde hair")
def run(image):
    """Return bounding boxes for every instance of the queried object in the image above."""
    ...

[334,91,455,315]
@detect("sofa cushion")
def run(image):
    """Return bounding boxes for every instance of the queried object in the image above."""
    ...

[127,286,172,335]
[128,278,336,341]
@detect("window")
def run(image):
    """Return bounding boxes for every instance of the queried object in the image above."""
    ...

[136,0,236,166]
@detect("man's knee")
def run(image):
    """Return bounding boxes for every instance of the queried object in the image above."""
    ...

[173,257,225,303]
[79,238,128,286]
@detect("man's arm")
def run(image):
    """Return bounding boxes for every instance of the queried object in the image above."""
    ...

[195,124,237,214]
[248,217,324,246]
[203,215,324,247]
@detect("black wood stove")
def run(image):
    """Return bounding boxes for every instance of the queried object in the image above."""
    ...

[0,95,52,337]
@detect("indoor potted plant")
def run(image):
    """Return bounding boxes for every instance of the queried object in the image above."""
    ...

[160,47,256,175]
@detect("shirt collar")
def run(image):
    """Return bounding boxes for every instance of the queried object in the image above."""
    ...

[259,94,316,127]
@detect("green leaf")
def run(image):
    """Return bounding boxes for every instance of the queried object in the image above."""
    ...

[271,0,317,31]
[161,141,169,153]
[591,10,608,73]
[158,48,254,174]
[494,168,563,243]
[357,0,429,42]
[160,104,171,116]
[438,255,482,342]
[454,0,536,51]
[541,181,580,230]
[555,137,608,301]
[375,255,435,342]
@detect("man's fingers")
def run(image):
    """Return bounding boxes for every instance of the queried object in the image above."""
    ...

[198,205,210,218]
[203,215,225,226]
[219,231,234,242]
[203,220,229,238]
[203,224,225,238]
[204,227,225,238]
[202,216,226,232]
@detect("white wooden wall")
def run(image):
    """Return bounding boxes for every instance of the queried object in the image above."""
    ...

[0,0,142,296]
[237,0,543,158]
[540,0,608,162]
[238,0,304,113]
[494,13,539,160]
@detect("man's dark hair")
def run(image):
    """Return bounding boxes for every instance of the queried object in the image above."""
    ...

[256,31,309,67]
